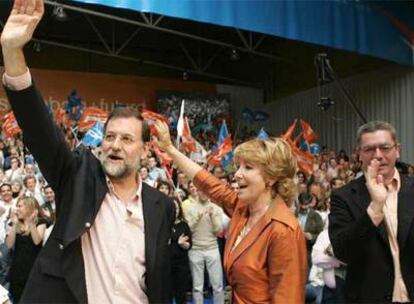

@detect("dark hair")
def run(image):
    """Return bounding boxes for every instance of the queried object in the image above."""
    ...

[0,183,11,191]
[356,121,397,146]
[298,192,314,205]
[157,180,172,195]
[104,107,150,143]
[173,197,187,222]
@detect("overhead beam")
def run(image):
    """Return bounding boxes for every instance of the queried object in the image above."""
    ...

[44,0,286,62]
[31,38,257,86]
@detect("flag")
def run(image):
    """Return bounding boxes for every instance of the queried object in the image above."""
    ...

[54,108,69,127]
[82,121,104,147]
[2,112,21,138]
[176,100,185,147]
[208,120,233,167]
[257,127,269,140]
[65,89,84,121]
[142,109,170,136]
[279,119,315,175]
[181,117,196,153]
[280,119,297,141]
[176,100,185,138]
[78,107,108,131]
[300,119,318,144]
[207,136,233,166]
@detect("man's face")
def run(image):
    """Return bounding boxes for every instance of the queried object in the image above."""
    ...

[148,157,157,169]
[0,185,12,202]
[358,130,400,181]
[44,187,55,202]
[26,178,36,192]
[100,117,146,179]
[25,164,34,174]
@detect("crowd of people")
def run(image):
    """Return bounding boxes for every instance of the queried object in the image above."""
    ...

[1,1,414,304]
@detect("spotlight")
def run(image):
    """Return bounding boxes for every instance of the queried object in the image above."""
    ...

[230,49,240,61]
[317,97,334,111]
[33,41,41,53]
[53,5,67,22]
[182,71,188,81]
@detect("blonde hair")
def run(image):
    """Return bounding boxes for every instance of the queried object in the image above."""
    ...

[234,138,297,206]
[15,196,42,234]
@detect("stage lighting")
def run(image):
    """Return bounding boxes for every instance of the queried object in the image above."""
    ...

[230,49,240,61]
[317,97,334,111]
[53,5,68,22]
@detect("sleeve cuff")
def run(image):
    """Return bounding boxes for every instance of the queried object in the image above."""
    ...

[2,69,32,91]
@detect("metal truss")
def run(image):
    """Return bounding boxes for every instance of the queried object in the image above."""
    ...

[39,0,283,86]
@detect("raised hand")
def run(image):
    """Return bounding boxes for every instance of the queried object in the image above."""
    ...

[153,120,174,153]
[1,0,44,50]
[364,159,387,205]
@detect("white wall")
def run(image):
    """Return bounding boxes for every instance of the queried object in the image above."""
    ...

[217,66,414,163]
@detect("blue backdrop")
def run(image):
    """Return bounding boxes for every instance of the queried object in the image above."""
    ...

[72,0,414,66]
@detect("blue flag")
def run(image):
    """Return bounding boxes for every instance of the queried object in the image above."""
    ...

[82,122,104,147]
[257,127,269,140]
[217,120,234,169]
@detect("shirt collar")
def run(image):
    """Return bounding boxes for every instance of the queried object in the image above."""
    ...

[105,173,142,201]
[387,168,400,192]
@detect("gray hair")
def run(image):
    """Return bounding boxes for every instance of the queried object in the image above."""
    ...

[356,121,398,146]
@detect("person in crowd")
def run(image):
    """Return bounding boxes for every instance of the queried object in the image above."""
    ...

[148,156,167,182]
[10,182,23,200]
[330,177,345,190]
[0,2,175,302]
[139,166,156,187]
[0,183,16,222]
[41,185,56,223]
[5,157,23,184]
[154,120,307,303]
[5,196,47,303]
[184,187,224,304]
[157,180,172,196]
[329,121,414,302]
[312,226,346,304]
[23,175,44,206]
[170,198,192,304]
[182,181,198,211]
[296,192,324,265]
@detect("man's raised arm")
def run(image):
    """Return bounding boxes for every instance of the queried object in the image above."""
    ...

[1,0,44,79]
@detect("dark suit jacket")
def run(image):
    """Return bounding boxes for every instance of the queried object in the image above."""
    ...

[5,85,175,303]
[329,175,414,303]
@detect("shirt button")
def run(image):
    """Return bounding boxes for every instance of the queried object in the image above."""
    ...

[85,222,91,228]
[58,244,64,250]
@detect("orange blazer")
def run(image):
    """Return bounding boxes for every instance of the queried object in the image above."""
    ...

[194,170,308,304]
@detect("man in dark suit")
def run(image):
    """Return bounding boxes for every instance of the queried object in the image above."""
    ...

[1,1,175,303]
[329,121,414,303]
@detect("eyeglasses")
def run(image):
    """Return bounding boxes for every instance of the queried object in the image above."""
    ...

[360,143,397,155]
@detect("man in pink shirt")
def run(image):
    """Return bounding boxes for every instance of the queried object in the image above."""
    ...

[329,121,414,303]
[1,1,175,303]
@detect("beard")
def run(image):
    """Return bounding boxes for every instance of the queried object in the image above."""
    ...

[100,151,140,179]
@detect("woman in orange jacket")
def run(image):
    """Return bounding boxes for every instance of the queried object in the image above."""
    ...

[154,121,307,303]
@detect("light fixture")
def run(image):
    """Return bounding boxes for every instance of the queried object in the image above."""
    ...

[182,71,188,81]
[317,97,335,111]
[53,4,68,22]
[33,41,41,53]
[230,49,240,61]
